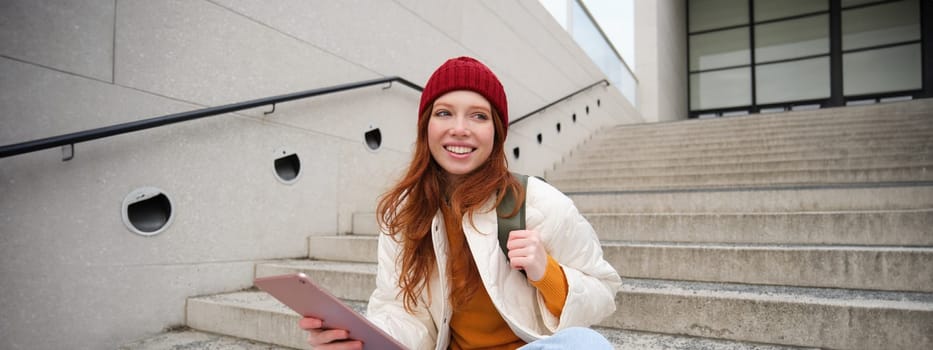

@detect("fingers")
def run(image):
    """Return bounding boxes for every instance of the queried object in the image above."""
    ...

[298,317,323,330]
[506,230,547,281]
[507,230,542,259]
[506,229,540,250]
[299,317,362,349]
[507,246,540,261]
[312,338,364,350]
[509,255,546,281]
[306,329,364,349]
[506,230,541,263]
[507,252,540,269]
[313,329,352,344]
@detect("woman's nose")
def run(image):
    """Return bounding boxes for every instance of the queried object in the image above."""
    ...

[450,116,469,135]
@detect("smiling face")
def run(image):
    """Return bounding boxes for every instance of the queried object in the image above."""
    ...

[427,90,496,184]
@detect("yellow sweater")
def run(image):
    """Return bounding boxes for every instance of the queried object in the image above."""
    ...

[449,255,569,350]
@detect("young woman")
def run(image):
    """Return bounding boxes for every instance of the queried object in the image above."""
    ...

[300,57,621,350]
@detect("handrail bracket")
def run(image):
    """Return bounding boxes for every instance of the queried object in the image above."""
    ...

[264,103,277,115]
[62,144,74,162]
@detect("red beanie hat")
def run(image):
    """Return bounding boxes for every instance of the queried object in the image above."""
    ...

[419,56,509,137]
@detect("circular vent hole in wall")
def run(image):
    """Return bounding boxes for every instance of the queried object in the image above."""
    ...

[122,187,174,236]
[274,150,301,184]
[556,122,562,133]
[537,133,543,144]
[586,105,590,114]
[365,127,382,151]
[572,113,577,123]
[597,99,601,107]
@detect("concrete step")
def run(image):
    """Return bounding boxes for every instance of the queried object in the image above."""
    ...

[603,241,933,292]
[566,184,933,213]
[329,211,933,249]
[586,209,933,246]
[291,227,933,294]
[595,114,933,145]
[594,327,817,350]
[550,154,933,179]
[592,121,933,152]
[593,100,932,141]
[311,235,933,291]
[563,143,932,169]
[187,290,365,350]
[624,100,931,129]
[569,140,933,164]
[329,209,933,250]
[573,135,932,162]
[555,150,932,172]
[225,260,933,350]
[255,260,376,302]
[603,111,932,134]
[184,289,814,350]
[308,235,377,263]
[118,328,294,350]
[610,278,933,350]
[311,212,933,291]
[549,166,933,192]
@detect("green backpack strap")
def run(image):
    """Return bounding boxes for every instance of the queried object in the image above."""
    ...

[497,172,528,268]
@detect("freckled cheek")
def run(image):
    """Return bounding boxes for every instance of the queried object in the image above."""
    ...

[428,140,445,159]
[426,124,444,150]
[478,127,495,150]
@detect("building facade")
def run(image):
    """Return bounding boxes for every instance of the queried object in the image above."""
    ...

[688,0,931,118]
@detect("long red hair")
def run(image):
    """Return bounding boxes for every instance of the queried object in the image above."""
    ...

[376,105,523,312]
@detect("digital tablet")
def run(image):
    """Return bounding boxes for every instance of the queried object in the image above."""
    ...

[254,272,406,350]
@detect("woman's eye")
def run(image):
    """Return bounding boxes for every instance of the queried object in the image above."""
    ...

[434,110,451,117]
[472,113,489,120]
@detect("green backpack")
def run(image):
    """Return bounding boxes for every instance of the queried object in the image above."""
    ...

[495,173,534,274]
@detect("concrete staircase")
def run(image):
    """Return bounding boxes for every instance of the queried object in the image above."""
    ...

[121,99,933,349]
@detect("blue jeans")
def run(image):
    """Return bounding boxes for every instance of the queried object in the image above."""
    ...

[519,327,613,350]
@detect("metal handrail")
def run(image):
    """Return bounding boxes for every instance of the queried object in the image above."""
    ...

[0,76,422,158]
[510,79,609,125]
[1,76,609,158]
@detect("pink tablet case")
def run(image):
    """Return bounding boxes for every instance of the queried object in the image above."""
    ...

[254,273,407,350]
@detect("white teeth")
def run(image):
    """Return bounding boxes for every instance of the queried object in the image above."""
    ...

[445,146,473,154]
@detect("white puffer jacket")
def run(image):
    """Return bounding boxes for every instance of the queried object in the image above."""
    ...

[367,177,622,350]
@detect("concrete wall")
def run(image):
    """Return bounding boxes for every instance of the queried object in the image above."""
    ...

[635,0,688,122]
[0,0,640,349]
